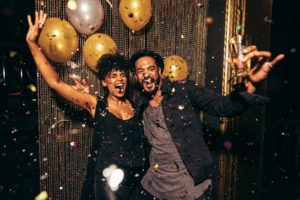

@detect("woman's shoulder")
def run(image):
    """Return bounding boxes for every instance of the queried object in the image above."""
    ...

[93,96,108,119]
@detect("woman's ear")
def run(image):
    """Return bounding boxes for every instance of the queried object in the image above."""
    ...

[101,80,107,87]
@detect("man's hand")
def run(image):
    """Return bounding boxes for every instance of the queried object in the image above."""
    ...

[243,45,285,83]
[26,10,47,43]
[70,75,91,94]
[239,45,284,93]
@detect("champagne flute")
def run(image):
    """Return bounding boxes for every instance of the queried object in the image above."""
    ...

[229,35,251,83]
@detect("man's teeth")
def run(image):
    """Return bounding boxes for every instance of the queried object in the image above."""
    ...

[144,78,153,84]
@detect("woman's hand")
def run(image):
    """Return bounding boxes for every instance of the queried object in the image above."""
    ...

[70,75,91,94]
[26,10,47,43]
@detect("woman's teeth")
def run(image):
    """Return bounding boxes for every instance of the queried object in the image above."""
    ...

[115,83,124,89]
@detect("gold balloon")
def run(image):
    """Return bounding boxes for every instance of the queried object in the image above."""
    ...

[119,0,152,32]
[83,33,117,72]
[38,18,78,62]
[162,55,189,82]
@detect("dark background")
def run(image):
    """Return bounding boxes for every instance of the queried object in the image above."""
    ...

[0,0,299,199]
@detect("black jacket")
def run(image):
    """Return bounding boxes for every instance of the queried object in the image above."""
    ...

[137,79,269,185]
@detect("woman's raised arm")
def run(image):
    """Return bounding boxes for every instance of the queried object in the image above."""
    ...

[26,11,97,117]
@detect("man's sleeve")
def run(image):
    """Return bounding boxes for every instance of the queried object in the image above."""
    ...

[186,80,269,117]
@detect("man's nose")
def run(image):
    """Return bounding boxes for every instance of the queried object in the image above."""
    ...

[143,71,150,77]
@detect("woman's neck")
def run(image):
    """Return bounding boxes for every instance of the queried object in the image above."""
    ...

[106,94,133,120]
[107,94,126,107]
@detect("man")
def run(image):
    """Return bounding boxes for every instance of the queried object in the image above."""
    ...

[129,48,284,200]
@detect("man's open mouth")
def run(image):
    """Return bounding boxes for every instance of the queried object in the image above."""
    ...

[143,77,155,84]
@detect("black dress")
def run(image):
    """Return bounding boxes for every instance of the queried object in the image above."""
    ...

[81,98,146,200]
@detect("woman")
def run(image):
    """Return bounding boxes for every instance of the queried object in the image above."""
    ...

[26,11,146,199]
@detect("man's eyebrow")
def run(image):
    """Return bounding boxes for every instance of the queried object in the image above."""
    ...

[137,64,157,68]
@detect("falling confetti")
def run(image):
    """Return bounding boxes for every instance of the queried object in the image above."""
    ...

[193,0,204,7]
[34,191,48,200]
[236,24,242,32]
[152,163,159,171]
[27,84,37,92]
[223,140,232,150]
[290,48,296,53]
[67,0,77,10]
[206,16,214,25]
[264,16,273,23]
[69,141,77,148]
[40,173,48,181]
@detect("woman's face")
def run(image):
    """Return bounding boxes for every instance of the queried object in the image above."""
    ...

[102,69,127,98]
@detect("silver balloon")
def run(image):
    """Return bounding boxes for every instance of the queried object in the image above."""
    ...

[66,0,104,35]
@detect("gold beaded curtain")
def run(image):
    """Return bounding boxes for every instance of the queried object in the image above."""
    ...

[35,0,209,199]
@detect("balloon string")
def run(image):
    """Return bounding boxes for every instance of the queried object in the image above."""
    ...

[105,0,113,8]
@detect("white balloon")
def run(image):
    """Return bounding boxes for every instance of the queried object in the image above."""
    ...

[66,0,104,35]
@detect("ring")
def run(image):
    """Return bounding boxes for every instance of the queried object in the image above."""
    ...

[269,63,273,68]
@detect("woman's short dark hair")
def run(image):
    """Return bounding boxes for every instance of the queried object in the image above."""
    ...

[97,53,130,81]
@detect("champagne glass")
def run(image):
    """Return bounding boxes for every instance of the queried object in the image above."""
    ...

[229,35,251,83]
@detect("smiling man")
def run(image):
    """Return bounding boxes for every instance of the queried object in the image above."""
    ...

[129,49,284,200]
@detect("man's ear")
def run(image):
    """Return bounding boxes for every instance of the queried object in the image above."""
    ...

[158,67,162,75]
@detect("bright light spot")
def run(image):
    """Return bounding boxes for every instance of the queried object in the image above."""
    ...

[102,164,124,191]
[178,105,184,110]
[57,43,63,50]
[109,169,124,191]
[27,84,37,92]
[67,0,77,10]
[102,164,117,177]
[84,14,90,21]
[80,2,89,13]
[34,191,48,200]
[9,50,18,58]
[96,44,104,51]
[132,1,138,9]
[170,65,177,71]
[53,30,60,37]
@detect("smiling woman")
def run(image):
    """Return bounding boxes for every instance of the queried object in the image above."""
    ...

[25,11,147,200]
[0,0,299,199]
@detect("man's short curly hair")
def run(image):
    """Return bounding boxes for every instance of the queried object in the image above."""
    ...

[97,53,130,81]
[129,50,164,72]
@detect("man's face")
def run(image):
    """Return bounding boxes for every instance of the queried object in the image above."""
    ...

[134,56,161,93]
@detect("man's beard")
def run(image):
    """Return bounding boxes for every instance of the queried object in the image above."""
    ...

[140,77,160,99]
